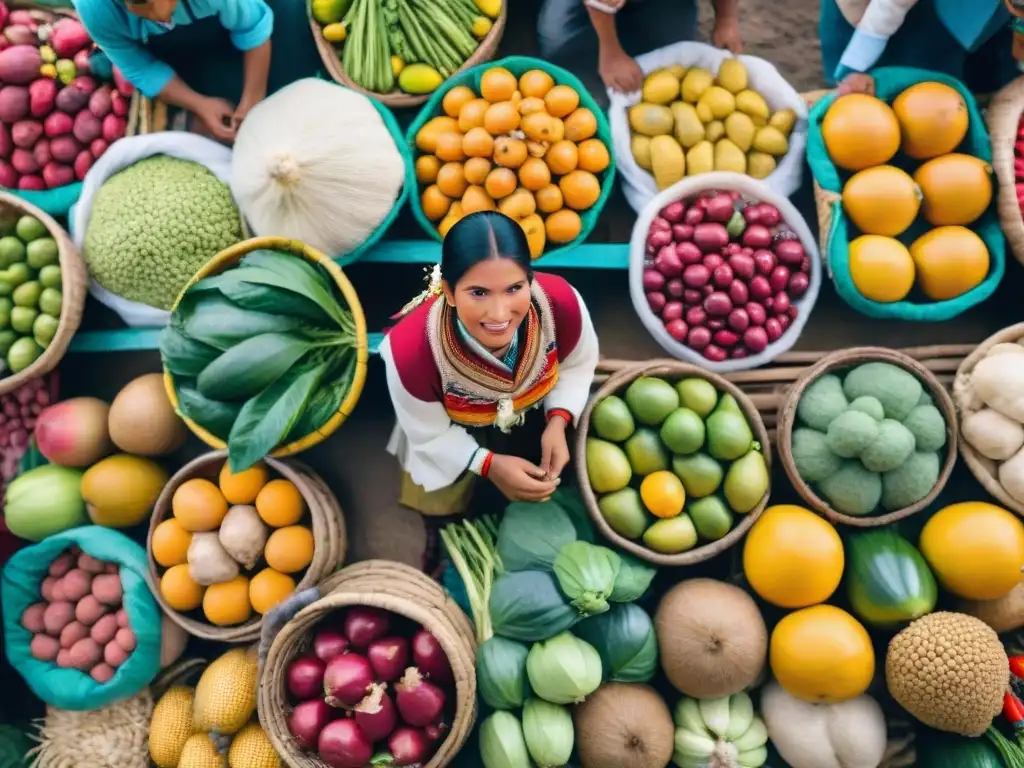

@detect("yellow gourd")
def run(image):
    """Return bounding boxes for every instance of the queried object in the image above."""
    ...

[149,686,197,768]
[178,733,227,768]
[650,135,685,190]
[192,648,259,736]
[228,723,281,768]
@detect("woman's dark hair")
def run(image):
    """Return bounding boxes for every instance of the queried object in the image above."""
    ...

[441,211,533,287]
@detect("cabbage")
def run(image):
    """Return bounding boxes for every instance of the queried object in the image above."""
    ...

[574,603,658,683]
[497,500,577,572]
[480,711,532,768]
[526,632,602,704]
[522,698,574,768]
[553,541,621,616]
[477,636,531,710]
[489,571,579,642]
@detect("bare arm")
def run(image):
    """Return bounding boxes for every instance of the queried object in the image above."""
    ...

[586,5,623,52]
[241,40,271,105]
[713,0,739,22]
[157,75,207,112]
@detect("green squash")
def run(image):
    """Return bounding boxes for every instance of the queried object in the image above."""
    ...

[846,529,937,627]
[915,727,1005,768]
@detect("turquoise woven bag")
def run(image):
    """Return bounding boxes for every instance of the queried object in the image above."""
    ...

[806,66,1005,321]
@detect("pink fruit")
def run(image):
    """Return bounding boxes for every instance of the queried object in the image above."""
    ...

[34,398,113,468]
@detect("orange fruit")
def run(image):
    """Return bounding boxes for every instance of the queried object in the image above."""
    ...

[421,185,452,222]
[545,209,582,244]
[436,162,468,198]
[434,132,466,162]
[518,157,551,191]
[910,226,989,301]
[414,155,441,184]
[462,185,496,213]
[535,184,564,213]
[519,69,555,98]
[518,96,547,116]
[493,137,528,168]
[438,202,464,238]
[249,568,297,615]
[219,461,268,505]
[821,93,900,171]
[457,99,490,132]
[463,157,492,185]
[415,116,459,153]
[480,67,517,102]
[498,188,537,220]
[913,153,993,227]
[544,85,580,118]
[563,108,598,142]
[893,81,968,160]
[483,101,520,135]
[519,213,546,259]
[172,479,228,532]
[203,576,252,626]
[152,518,193,568]
[255,479,305,527]
[484,167,518,199]
[842,165,921,237]
[639,470,685,518]
[265,525,315,573]
[462,126,494,158]
[848,235,915,303]
[161,564,205,611]
[521,112,557,143]
[545,140,578,175]
[442,85,476,118]
[577,139,610,173]
[559,169,601,211]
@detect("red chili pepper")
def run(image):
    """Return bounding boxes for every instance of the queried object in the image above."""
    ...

[1010,656,1024,680]
[1006,690,1024,728]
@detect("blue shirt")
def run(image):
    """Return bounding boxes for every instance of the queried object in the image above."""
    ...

[73,0,274,98]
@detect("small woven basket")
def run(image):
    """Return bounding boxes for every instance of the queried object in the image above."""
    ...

[147,450,347,642]
[259,560,477,768]
[149,657,206,701]
[309,2,507,108]
[986,77,1024,266]
[777,346,958,527]
[0,192,85,395]
[953,323,1024,517]
[575,360,772,567]
[162,235,368,457]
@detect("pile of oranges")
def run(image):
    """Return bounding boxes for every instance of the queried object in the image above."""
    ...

[414,66,611,258]
[152,461,315,627]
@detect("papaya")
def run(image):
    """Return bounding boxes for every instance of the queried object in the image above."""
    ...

[846,530,937,627]
[821,93,900,171]
[913,153,992,227]
[893,81,969,160]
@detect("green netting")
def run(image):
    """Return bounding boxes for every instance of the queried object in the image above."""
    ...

[806,66,1005,322]
[405,55,617,262]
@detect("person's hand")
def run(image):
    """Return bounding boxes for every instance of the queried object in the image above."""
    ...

[232,91,264,129]
[838,72,875,96]
[599,46,644,94]
[488,454,559,502]
[712,16,743,54]
[196,96,237,141]
[540,415,571,480]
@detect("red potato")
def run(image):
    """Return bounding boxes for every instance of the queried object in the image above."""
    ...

[49,20,90,59]
[69,75,98,96]
[91,573,122,605]
[11,120,41,149]
[33,139,51,167]
[101,114,125,142]
[103,562,119,574]
[111,66,133,98]
[0,85,29,122]
[90,663,115,683]
[89,138,107,158]
[74,149,92,180]
[60,620,89,649]
[55,649,73,668]
[2,25,35,46]
[30,634,59,661]
[75,595,107,626]
[43,602,75,635]
[40,576,58,602]
[110,91,128,118]
[21,603,46,633]
[0,123,12,159]
[0,160,15,188]
[61,568,93,601]
[42,161,73,189]
[0,45,42,84]
[49,135,79,164]
[68,637,102,670]
[43,112,73,138]
[10,148,37,174]
[87,87,111,119]
[90,613,118,645]
[103,639,129,668]
[78,554,105,574]
[73,49,90,75]
[55,82,90,114]
[8,11,36,26]
[28,78,57,118]
[115,627,136,652]
[115,608,128,628]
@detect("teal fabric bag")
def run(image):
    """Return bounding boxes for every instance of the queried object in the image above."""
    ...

[405,55,617,262]
[5,184,84,218]
[806,66,1006,322]
[1,526,163,711]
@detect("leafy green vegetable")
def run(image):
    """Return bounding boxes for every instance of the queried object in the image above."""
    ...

[521,698,574,767]
[552,541,621,616]
[497,500,577,573]
[477,636,531,710]
[197,332,315,401]
[194,268,338,326]
[525,632,603,704]
[573,603,658,683]
[182,294,305,349]
[176,385,243,439]
[286,351,356,442]
[489,570,579,643]
[609,552,657,603]
[552,487,597,543]
[159,325,221,377]
[240,249,348,327]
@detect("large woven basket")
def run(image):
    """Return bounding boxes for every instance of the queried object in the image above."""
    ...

[575,360,772,566]
[258,560,477,768]
[162,235,368,457]
[777,347,958,527]
[309,2,507,108]
[986,77,1024,266]
[0,193,85,395]
[147,450,347,642]
[953,323,1024,517]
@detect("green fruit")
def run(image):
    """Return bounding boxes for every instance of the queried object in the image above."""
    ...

[671,452,723,498]
[12,280,40,308]
[10,306,37,334]
[0,236,25,267]
[586,438,633,493]
[706,409,754,460]
[0,329,17,356]
[2,263,30,288]
[33,313,58,348]
[846,530,937,627]
[597,488,649,539]
[723,450,769,513]
[624,428,669,475]
[688,496,733,541]
[675,377,718,417]
[38,287,61,317]
[6,336,40,373]
[38,265,61,290]
[659,407,706,454]
[0,297,11,329]
[624,377,679,426]
[14,216,46,242]
[25,238,58,270]
[643,515,698,554]
[591,395,635,442]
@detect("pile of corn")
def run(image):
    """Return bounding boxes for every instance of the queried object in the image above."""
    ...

[150,647,279,768]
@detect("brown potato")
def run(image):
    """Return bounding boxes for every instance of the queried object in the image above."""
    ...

[61,569,93,602]
[48,552,75,578]
[91,574,122,606]
[90,663,115,683]
[21,603,46,633]
[30,634,59,662]
[42,602,75,635]
[59,621,89,649]
[90,614,118,645]
[67,638,102,670]
[74,595,107,627]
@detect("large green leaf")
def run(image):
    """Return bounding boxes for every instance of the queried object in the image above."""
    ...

[176,385,243,439]
[191,267,339,327]
[159,325,221,377]
[497,500,577,572]
[197,332,315,402]
[285,348,356,441]
[240,250,348,327]
[181,294,305,350]
[227,361,328,472]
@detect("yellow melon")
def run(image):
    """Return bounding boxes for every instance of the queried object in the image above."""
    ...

[913,153,992,226]
[842,165,921,236]
[821,94,900,171]
[893,81,969,160]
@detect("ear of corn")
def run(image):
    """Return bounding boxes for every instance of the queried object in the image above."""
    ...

[178,733,227,768]
[228,723,282,768]
[149,685,197,768]
[192,648,259,737]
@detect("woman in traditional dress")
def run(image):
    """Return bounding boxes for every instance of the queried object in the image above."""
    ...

[379,211,600,517]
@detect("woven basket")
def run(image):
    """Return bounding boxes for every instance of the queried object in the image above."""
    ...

[777,346,958,527]
[986,77,1024,266]
[309,2,507,109]
[799,89,836,257]
[149,657,206,700]
[953,323,1024,516]
[258,560,477,768]
[575,360,772,566]
[0,193,85,395]
[147,450,347,642]
[162,236,368,457]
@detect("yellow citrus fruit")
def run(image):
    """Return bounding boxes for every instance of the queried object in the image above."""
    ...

[743,504,844,608]
[151,518,193,568]
[519,69,554,99]
[848,235,915,303]
[841,165,921,237]
[821,93,900,171]
[639,471,685,519]
[264,525,315,574]
[249,568,297,615]
[161,564,205,612]
[770,604,874,703]
[255,479,305,527]
[172,479,228,532]
[480,67,517,102]
[203,576,252,626]
[910,225,990,301]
[219,460,268,505]
[442,85,476,118]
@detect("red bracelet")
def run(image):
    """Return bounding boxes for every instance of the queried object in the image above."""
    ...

[480,451,494,478]
[547,408,573,424]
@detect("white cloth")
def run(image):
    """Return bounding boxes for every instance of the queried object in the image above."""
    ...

[854,0,920,38]
[543,287,600,425]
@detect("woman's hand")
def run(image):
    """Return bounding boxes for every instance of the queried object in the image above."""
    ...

[489,454,559,502]
[599,46,644,94]
[233,90,265,129]
[838,72,876,96]
[540,415,571,480]
[195,96,237,142]
[712,15,743,54]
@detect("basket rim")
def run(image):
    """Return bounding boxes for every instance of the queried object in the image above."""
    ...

[776,346,959,527]
[162,235,368,457]
[575,359,772,566]
[953,322,1024,516]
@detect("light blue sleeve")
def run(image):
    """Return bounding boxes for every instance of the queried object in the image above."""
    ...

[834,28,889,81]
[216,0,274,51]
[73,0,175,98]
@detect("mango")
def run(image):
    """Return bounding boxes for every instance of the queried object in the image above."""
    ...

[714,138,747,173]
[415,115,459,153]
[716,58,749,94]
[651,135,685,190]
[752,125,789,156]
[681,68,714,103]
[398,64,443,95]
[689,496,734,540]
[695,102,713,124]
[724,112,755,152]
[705,120,725,143]
[671,102,705,148]
[322,22,346,42]
[672,453,724,498]
[599,488,649,539]
[736,89,770,122]
[665,64,688,80]
[748,151,776,179]
[643,515,698,554]
[769,108,798,135]
[629,104,673,137]
[697,86,736,120]
[631,134,652,170]
[4,465,85,541]
[81,454,169,528]
[686,141,714,176]
[642,70,681,105]
[55,59,76,86]
[625,428,670,475]
[586,438,633,493]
